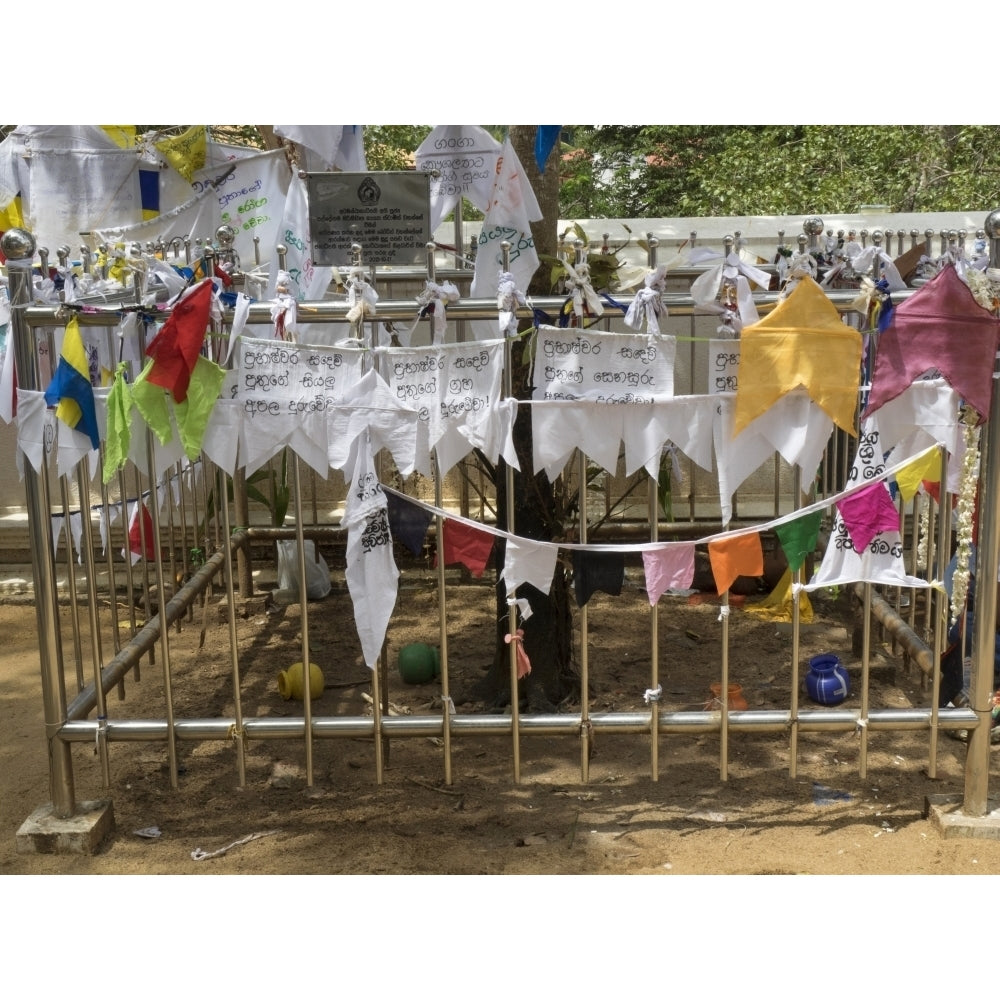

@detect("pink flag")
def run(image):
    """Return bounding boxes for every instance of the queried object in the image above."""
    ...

[835,482,900,553]
[864,264,1000,424]
[642,544,696,605]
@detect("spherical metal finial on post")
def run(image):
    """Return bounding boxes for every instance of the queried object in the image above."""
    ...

[0,227,36,263]
[983,210,1000,268]
[803,217,823,251]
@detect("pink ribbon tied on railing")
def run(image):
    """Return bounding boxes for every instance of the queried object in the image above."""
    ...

[505,628,532,679]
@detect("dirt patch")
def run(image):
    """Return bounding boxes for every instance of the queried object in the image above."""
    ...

[1,574,998,875]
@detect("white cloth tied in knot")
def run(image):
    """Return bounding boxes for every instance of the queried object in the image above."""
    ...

[346,268,378,327]
[624,264,667,334]
[413,279,460,340]
[497,270,528,337]
[963,267,1000,311]
[779,252,818,297]
[691,251,769,332]
[270,270,297,341]
[846,245,906,292]
[562,259,604,321]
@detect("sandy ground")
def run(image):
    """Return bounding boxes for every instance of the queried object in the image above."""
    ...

[3,570,1000,882]
[4,571,998,989]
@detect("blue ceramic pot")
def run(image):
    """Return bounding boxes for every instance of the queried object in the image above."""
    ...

[805,654,850,706]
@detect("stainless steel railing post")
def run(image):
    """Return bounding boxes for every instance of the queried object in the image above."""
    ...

[3,227,76,817]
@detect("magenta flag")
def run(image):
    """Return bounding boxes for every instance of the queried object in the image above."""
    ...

[836,483,900,553]
[864,264,1000,425]
[642,544,696,605]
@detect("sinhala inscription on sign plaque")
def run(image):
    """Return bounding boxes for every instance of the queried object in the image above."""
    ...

[306,171,431,267]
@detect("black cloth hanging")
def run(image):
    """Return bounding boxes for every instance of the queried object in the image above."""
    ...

[572,550,625,607]
[385,491,433,557]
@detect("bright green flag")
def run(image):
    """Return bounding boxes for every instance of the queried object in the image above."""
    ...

[130,358,174,446]
[774,510,823,573]
[175,355,226,460]
[102,363,133,484]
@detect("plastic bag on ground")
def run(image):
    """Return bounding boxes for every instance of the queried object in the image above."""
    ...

[276,539,332,601]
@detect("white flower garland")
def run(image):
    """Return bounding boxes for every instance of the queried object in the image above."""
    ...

[916,493,930,573]
[951,413,981,627]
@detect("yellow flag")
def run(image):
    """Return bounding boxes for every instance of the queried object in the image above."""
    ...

[734,277,862,438]
[894,448,942,502]
[0,194,23,229]
[154,126,207,182]
[743,567,814,623]
[101,126,137,148]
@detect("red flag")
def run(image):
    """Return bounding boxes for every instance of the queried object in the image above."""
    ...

[145,278,213,403]
[435,519,494,578]
[128,502,156,561]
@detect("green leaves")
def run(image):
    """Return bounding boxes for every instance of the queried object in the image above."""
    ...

[558,125,1000,218]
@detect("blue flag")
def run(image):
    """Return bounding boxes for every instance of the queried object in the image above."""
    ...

[44,316,99,450]
[535,126,561,173]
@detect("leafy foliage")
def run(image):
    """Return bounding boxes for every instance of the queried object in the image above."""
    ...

[558,126,1000,217]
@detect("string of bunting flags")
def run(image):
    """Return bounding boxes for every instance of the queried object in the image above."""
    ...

[380,438,945,607]
[4,247,999,669]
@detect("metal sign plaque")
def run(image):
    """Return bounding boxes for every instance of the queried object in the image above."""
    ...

[306,171,431,267]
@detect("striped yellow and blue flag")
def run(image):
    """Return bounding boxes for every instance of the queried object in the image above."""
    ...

[44,316,100,450]
[139,168,160,220]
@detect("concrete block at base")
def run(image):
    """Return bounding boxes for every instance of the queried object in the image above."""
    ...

[16,800,115,855]
[925,793,1000,840]
[218,592,272,622]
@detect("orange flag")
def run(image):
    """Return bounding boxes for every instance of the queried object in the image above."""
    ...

[708,533,764,595]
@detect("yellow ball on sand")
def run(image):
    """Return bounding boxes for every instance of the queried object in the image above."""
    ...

[277,661,324,701]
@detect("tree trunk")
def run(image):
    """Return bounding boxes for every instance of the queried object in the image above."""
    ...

[486,126,576,712]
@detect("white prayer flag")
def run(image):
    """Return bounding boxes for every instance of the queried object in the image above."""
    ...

[343,435,399,669]
[266,173,334,304]
[531,327,675,403]
[333,127,367,172]
[237,335,365,476]
[713,392,833,527]
[274,126,344,170]
[382,340,508,476]
[470,137,542,313]
[501,536,559,596]
[415,125,502,231]
[329,368,420,476]
[0,318,16,425]
[95,183,222,253]
[806,414,929,591]
[191,148,291,271]
[27,143,142,252]
[14,390,47,477]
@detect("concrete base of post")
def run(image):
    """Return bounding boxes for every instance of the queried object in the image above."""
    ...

[925,793,1000,839]
[16,800,115,855]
